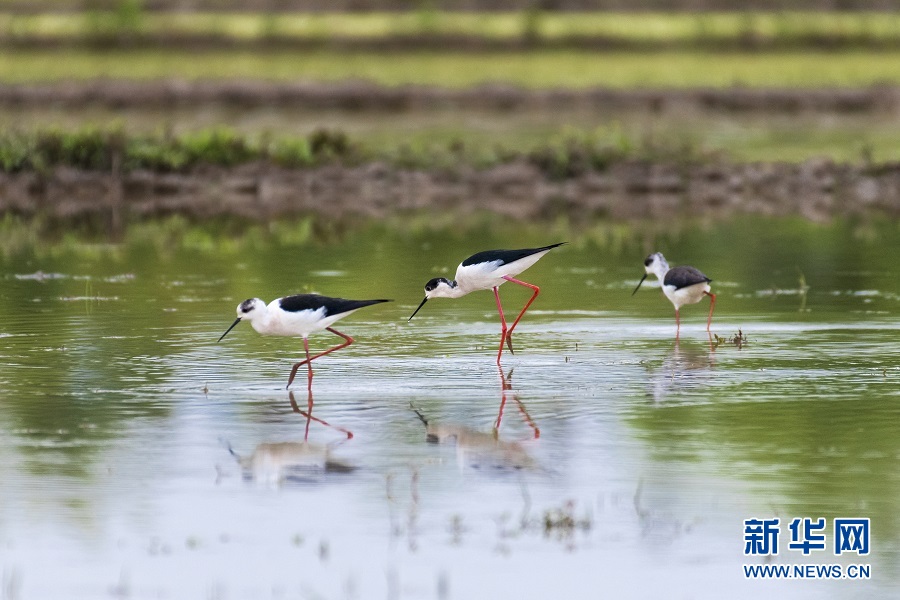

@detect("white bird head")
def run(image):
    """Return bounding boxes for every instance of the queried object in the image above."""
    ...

[632,253,670,295]
[643,252,670,277]
[218,298,267,341]
[408,277,456,321]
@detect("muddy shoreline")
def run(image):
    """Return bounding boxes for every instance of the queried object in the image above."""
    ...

[2,159,897,224]
[2,81,898,114]
[3,82,898,224]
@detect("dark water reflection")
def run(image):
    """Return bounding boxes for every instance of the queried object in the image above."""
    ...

[645,337,718,403]
[413,367,540,472]
[0,218,898,599]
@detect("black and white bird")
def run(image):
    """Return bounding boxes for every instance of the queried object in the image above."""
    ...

[408,243,565,362]
[218,294,390,389]
[632,252,716,333]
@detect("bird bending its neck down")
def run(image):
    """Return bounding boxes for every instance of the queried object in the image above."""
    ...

[408,277,467,321]
[632,252,670,295]
[424,277,467,299]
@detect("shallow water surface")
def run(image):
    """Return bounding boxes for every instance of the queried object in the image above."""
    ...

[0,220,898,599]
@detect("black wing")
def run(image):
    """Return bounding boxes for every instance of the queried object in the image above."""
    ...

[461,242,566,267]
[664,266,711,290]
[279,294,390,316]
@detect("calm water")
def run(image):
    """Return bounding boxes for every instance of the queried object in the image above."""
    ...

[0,218,898,599]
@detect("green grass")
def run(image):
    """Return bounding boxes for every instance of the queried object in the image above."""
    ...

[0,126,710,175]
[358,118,900,164]
[722,126,899,163]
[3,11,900,45]
[3,48,900,87]
[2,107,897,164]
[2,123,896,174]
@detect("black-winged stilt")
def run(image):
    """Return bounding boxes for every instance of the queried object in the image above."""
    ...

[632,252,716,333]
[218,294,390,389]
[408,243,565,362]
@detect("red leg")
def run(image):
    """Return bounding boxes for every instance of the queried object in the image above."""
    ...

[493,286,511,363]
[704,291,717,331]
[304,337,313,391]
[286,328,354,389]
[501,276,541,354]
[287,338,312,390]
[675,308,681,338]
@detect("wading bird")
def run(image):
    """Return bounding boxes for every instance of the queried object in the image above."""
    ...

[632,252,716,333]
[218,294,390,389]
[408,243,564,362]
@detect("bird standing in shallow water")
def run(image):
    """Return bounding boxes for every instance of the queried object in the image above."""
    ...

[632,252,716,334]
[409,243,565,362]
[218,294,390,389]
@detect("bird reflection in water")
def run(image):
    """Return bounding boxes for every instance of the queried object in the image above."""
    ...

[493,366,540,437]
[413,366,539,471]
[288,389,353,442]
[228,390,354,486]
[648,336,717,403]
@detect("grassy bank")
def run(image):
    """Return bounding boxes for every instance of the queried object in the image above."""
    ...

[2,122,896,172]
[2,127,897,229]
[2,83,898,163]
[0,127,713,175]
[3,48,900,87]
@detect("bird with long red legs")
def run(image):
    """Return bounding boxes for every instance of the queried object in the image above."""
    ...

[408,243,565,362]
[632,252,716,336]
[219,294,390,389]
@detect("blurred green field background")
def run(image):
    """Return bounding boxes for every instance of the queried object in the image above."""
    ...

[1,7,899,164]
[4,49,900,88]
[3,10,900,46]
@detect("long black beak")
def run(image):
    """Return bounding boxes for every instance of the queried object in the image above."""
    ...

[218,318,241,342]
[631,274,648,296]
[408,297,428,322]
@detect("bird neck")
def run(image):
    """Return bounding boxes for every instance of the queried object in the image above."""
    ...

[247,307,274,334]
[442,280,468,299]
[651,262,670,281]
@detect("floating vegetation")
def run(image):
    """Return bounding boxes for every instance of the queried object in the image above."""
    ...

[714,329,748,349]
[541,500,592,540]
[493,498,592,550]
